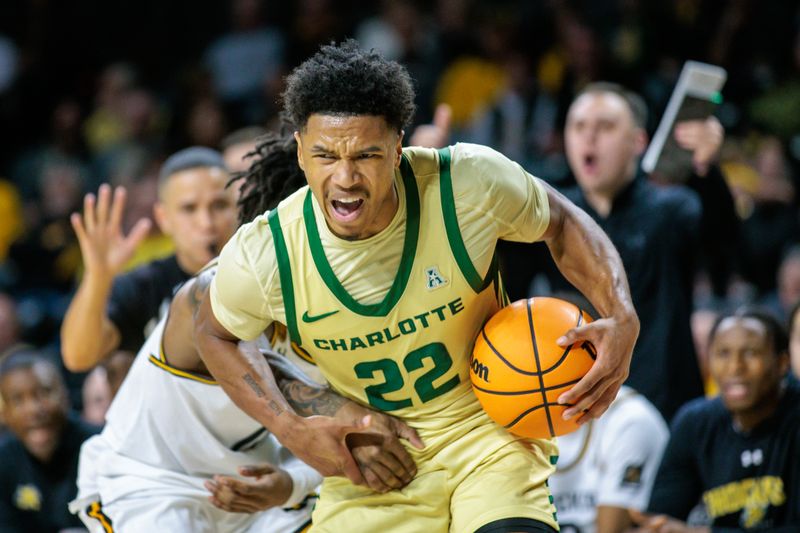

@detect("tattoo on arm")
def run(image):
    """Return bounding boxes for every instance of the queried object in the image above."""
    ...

[263,350,346,416]
[242,373,266,398]
[268,400,284,416]
[189,270,215,318]
[242,373,285,415]
[279,381,347,417]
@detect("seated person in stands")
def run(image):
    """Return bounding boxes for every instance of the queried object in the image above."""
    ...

[644,308,799,532]
[0,349,100,532]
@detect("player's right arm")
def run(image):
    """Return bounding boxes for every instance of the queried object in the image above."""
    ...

[61,184,151,371]
[195,294,367,485]
[264,350,423,493]
[196,218,425,490]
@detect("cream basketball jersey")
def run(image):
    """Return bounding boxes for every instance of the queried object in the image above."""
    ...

[212,143,550,427]
[270,147,507,425]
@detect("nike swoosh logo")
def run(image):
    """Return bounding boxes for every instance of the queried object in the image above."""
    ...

[301,310,340,323]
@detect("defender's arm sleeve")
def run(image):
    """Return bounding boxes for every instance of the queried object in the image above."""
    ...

[107,271,149,351]
[210,223,276,341]
[451,143,550,243]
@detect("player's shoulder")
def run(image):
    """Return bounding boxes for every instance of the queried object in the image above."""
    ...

[449,142,538,199]
[401,146,443,184]
[450,142,515,171]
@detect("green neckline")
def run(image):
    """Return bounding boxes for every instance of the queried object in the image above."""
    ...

[303,155,420,316]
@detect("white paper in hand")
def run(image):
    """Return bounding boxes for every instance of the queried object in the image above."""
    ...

[642,61,726,182]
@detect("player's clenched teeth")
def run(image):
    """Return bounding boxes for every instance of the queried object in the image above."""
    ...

[331,198,364,219]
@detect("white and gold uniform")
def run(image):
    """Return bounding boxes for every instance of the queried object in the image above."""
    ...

[71,313,319,533]
[212,144,559,532]
[549,386,669,533]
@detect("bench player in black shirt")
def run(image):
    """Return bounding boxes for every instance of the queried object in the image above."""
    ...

[643,308,800,532]
[60,147,239,372]
[0,349,100,532]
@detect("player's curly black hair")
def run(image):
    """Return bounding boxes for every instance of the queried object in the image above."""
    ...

[227,130,307,226]
[282,39,416,133]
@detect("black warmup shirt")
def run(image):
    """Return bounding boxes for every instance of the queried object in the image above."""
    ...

[649,381,800,531]
[107,254,191,352]
[0,415,100,532]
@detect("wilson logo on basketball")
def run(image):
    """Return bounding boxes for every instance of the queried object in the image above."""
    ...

[471,356,490,382]
[469,297,595,439]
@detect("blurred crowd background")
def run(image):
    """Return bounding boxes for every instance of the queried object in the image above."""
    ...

[0,0,800,414]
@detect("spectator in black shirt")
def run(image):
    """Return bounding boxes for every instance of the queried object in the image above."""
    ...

[0,349,100,532]
[501,82,738,421]
[643,308,799,532]
[60,147,239,372]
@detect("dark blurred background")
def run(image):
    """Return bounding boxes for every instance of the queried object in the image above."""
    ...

[1,0,800,409]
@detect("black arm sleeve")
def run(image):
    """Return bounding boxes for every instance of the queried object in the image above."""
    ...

[106,256,189,353]
[107,272,151,353]
[686,165,740,297]
[647,406,705,519]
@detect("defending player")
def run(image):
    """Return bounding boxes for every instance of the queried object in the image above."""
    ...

[196,40,640,532]
[71,131,422,532]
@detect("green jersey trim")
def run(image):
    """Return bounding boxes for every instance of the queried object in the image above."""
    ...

[302,154,421,316]
[437,147,495,293]
[268,209,301,346]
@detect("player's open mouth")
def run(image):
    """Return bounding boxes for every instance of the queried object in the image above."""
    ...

[330,198,364,222]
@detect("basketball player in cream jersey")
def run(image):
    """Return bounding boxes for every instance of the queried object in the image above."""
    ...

[197,41,640,532]
[549,386,668,533]
[71,132,425,532]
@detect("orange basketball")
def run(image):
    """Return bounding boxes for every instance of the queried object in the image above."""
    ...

[470,297,596,439]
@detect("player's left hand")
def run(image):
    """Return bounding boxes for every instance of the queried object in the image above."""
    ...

[204,464,293,514]
[555,313,639,424]
[673,116,724,177]
[337,402,425,493]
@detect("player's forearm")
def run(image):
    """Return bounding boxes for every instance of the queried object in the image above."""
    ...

[204,336,301,438]
[543,185,637,324]
[61,274,119,371]
[263,351,347,417]
[195,300,301,441]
